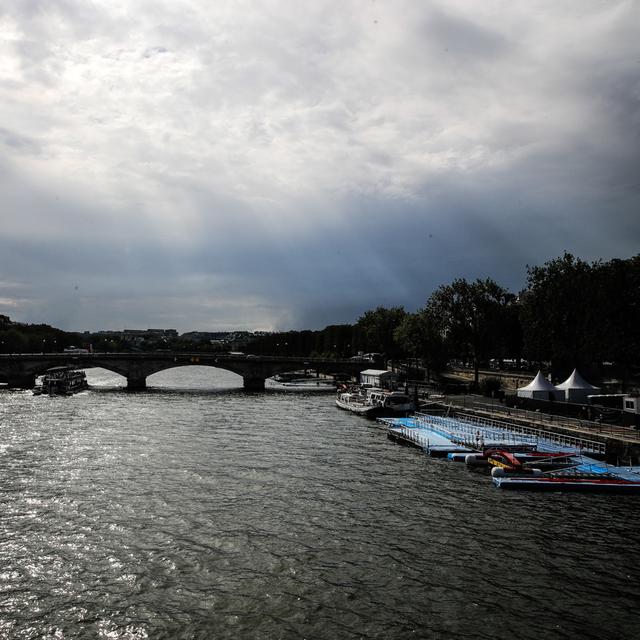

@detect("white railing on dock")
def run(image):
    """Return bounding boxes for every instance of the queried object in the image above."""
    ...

[413,413,534,449]
[414,412,606,455]
[396,426,430,451]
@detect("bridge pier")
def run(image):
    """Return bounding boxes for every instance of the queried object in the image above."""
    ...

[7,374,36,389]
[243,376,265,391]
[127,376,147,391]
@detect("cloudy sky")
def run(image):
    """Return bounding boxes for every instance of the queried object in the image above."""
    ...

[1,1,638,332]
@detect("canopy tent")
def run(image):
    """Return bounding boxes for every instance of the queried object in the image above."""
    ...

[516,371,558,400]
[555,369,600,403]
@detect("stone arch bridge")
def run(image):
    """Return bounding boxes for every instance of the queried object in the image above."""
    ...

[0,352,375,391]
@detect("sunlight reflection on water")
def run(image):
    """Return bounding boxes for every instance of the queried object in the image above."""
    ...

[1,367,640,639]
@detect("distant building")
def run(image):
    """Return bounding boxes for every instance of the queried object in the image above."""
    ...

[178,331,257,348]
[179,331,228,343]
[122,329,178,345]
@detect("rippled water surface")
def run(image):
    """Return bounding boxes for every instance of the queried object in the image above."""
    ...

[2,367,640,639]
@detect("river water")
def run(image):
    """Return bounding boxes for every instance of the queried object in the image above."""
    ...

[1,366,639,639]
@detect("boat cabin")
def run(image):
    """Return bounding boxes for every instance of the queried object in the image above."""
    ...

[359,369,397,390]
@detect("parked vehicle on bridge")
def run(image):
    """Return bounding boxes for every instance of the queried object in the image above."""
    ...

[349,353,383,363]
[63,346,89,354]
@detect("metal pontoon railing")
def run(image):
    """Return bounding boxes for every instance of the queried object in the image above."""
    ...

[414,412,606,455]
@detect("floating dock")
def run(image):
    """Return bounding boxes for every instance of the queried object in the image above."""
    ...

[380,412,640,493]
[385,416,476,457]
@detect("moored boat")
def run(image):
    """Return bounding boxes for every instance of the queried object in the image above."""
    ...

[336,387,415,418]
[492,458,640,492]
[336,389,377,416]
[367,389,415,415]
[492,472,640,492]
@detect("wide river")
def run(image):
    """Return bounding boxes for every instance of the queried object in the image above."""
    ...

[1,367,639,639]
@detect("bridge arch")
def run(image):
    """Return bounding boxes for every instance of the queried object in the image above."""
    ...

[147,365,243,389]
[0,353,367,390]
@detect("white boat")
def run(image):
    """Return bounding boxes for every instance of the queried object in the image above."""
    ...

[336,389,378,416]
[40,366,88,396]
[368,389,415,414]
[281,378,336,390]
[336,387,414,418]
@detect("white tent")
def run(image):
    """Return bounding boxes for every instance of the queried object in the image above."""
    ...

[555,369,600,403]
[516,371,558,400]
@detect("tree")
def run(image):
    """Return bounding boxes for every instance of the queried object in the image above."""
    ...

[2,328,28,353]
[588,255,640,387]
[520,253,596,374]
[425,278,515,387]
[394,310,448,379]
[356,306,407,359]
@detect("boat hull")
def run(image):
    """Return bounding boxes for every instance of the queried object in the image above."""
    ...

[493,476,640,492]
[335,398,378,417]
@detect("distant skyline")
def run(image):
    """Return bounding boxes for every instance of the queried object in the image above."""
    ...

[1,1,639,333]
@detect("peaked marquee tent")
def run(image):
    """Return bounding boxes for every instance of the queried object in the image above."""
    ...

[516,371,558,401]
[555,369,600,403]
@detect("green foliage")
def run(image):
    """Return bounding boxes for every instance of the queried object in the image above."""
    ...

[519,253,640,381]
[247,324,361,358]
[423,277,516,385]
[394,311,448,374]
[1,327,28,352]
[355,306,407,358]
[589,256,640,381]
[520,253,592,369]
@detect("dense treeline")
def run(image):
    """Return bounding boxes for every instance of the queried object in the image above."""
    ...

[519,254,640,382]
[2,253,638,387]
[0,315,84,353]
[246,307,409,360]
[248,253,640,385]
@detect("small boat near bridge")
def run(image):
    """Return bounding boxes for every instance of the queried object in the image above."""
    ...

[34,366,88,396]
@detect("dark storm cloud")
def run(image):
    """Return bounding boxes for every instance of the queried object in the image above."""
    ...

[1,1,639,331]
